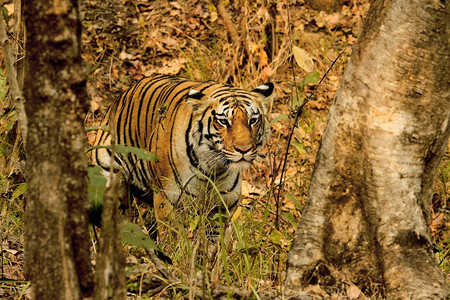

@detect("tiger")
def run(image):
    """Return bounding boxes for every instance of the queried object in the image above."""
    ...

[91,74,274,229]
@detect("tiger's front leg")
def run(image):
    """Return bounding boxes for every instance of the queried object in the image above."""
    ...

[152,191,175,241]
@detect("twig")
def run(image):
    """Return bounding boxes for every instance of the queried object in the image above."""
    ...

[274,0,301,231]
[212,0,240,45]
[146,281,168,297]
[0,7,27,142]
[212,0,250,63]
[274,50,346,211]
[189,238,200,300]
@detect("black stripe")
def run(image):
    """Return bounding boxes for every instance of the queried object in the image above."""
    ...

[167,110,183,188]
[124,94,137,147]
[168,86,195,119]
[165,79,198,113]
[131,155,150,187]
[233,93,253,100]
[147,131,161,187]
[120,81,144,146]
[226,172,240,193]
[152,78,183,116]
[135,159,151,187]
[135,78,165,148]
[206,117,214,140]
[227,199,239,211]
[198,82,218,93]
[115,87,135,144]
[199,107,210,122]
[168,152,183,188]
[113,154,132,180]
[210,87,235,98]
[198,165,213,179]
[143,79,173,137]
[197,120,203,145]
[184,116,199,168]
[218,96,232,102]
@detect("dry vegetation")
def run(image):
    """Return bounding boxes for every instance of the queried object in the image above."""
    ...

[0,0,449,299]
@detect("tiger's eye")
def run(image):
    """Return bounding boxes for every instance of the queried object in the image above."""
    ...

[249,116,260,126]
[216,118,230,127]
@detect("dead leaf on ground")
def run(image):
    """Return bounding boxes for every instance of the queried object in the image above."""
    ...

[241,180,263,198]
[303,284,329,297]
[119,50,134,61]
[292,46,314,73]
[431,212,444,236]
[316,12,342,29]
[309,100,328,110]
[261,65,273,81]
[259,49,269,66]
[146,58,187,76]
[347,284,363,299]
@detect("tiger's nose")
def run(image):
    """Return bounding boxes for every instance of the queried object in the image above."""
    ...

[234,145,252,154]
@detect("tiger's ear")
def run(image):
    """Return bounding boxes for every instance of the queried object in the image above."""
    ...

[187,89,205,100]
[186,89,207,111]
[252,82,274,98]
[252,83,274,114]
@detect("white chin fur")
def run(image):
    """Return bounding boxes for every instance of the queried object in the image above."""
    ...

[228,160,251,172]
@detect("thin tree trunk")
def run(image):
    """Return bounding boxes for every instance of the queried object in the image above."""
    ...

[285,0,449,298]
[93,173,126,300]
[93,132,126,300]
[23,0,93,298]
[13,0,25,92]
[0,5,26,141]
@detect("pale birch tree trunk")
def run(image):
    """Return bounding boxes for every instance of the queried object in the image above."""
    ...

[285,0,449,298]
[23,0,93,298]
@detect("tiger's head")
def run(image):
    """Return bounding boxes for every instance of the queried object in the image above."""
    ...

[186,82,274,174]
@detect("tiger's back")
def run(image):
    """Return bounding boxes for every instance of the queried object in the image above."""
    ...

[92,74,274,217]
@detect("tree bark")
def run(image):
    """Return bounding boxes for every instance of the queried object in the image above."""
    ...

[23,0,93,299]
[285,0,449,298]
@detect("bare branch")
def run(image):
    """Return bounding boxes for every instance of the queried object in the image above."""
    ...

[212,0,240,45]
[0,8,27,141]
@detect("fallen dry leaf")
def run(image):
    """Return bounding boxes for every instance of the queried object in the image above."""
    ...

[431,212,444,236]
[248,41,259,54]
[346,284,362,299]
[259,49,269,66]
[261,65,273,81]
[119,50,134,61]
[304,284,329,297]
[292,46,314,73]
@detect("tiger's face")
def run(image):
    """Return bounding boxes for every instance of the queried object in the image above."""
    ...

[212,99,264,167]
[187,83,274,173]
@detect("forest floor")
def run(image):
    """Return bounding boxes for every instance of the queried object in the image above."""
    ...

[0,0,449,299]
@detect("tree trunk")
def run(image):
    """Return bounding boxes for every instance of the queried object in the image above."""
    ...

[285,0,449,298]
[23,0,93,299]
[93,166,126,299]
